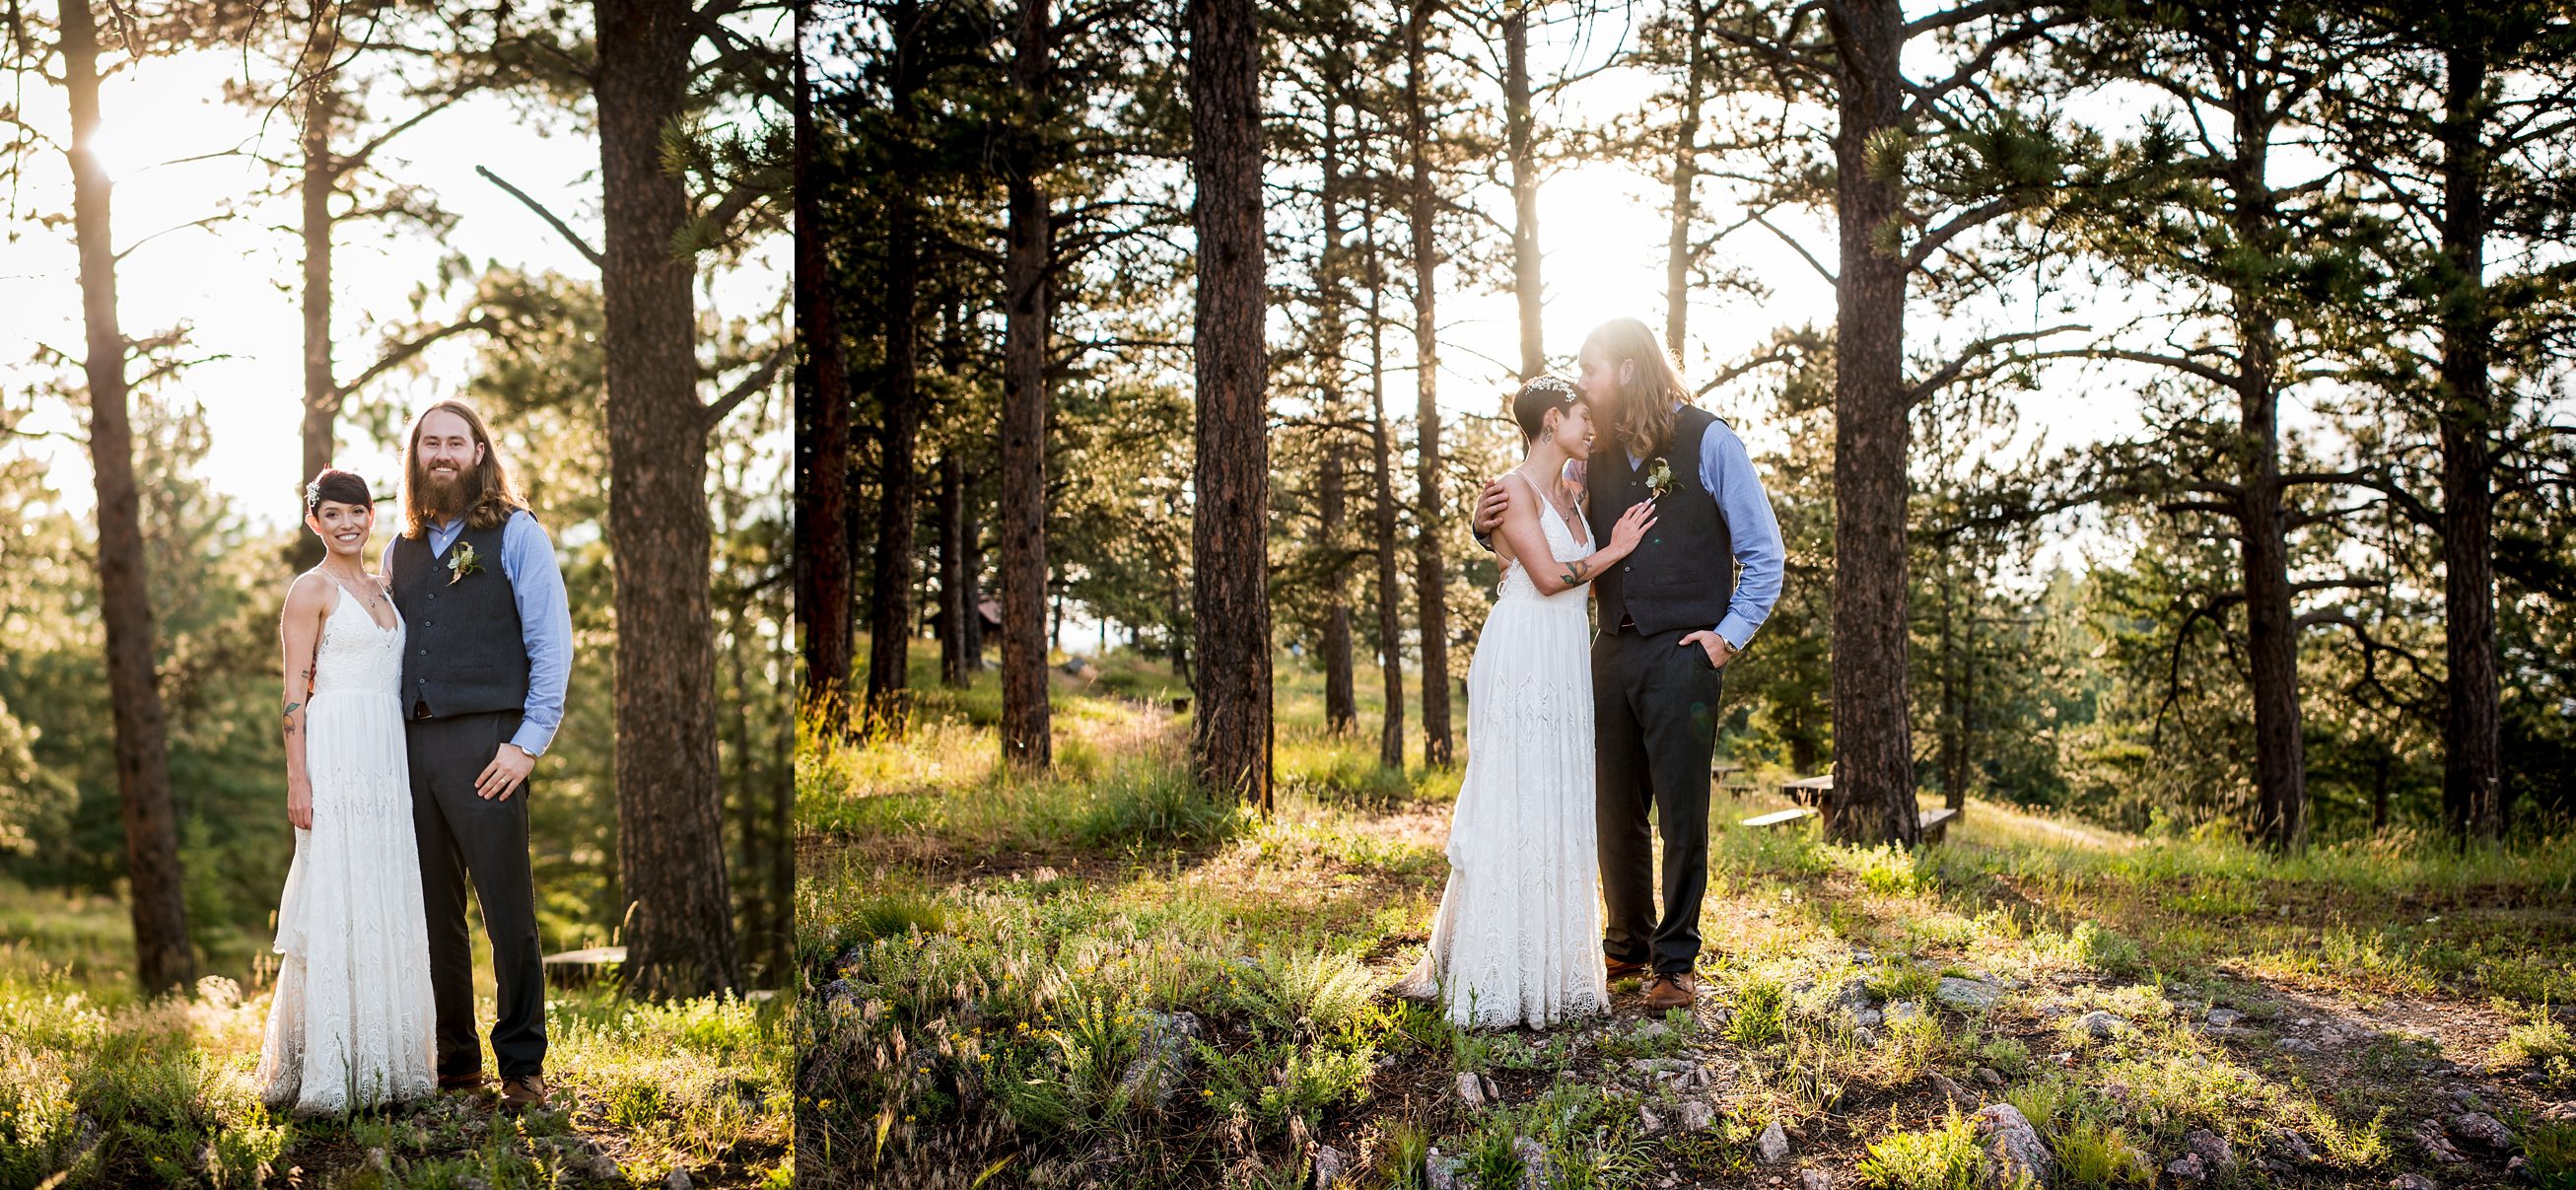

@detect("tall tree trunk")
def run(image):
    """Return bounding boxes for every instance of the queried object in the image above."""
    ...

[999,0,1055,769]
[1823,0,1917,846]
[796,38,856,710]
[1663,1,1706,355]
[2436,30,2501,844]
[1189,0,1273,807]
[938,452,969,687]
[1936,542,1968,811]
[595,0,740,998]
[1318,96,1357,735]
[1504,6,1543,379]
[63,0,194,995]
[962,481,987,673]
[864,0,926,735]
[293,67,340,573]
[1405,0,1454,768]
[1365,195,1407,771]
[2227,103,2307,856]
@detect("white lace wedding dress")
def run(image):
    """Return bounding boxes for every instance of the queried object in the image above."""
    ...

[1395,475,1610,1029]
[252,584,436,1113]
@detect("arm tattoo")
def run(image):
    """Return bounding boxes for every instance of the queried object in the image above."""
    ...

[1556,559,1594,588]
[282,701,303,734]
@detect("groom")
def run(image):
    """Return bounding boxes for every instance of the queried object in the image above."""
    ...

[1474,318,1783,1012]
[383,399,574,1110]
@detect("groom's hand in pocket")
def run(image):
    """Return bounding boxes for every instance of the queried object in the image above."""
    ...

[1679,630,1736,669]
[476,743,535,801]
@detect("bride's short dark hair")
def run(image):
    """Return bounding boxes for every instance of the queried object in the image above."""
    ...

[305,468,372,517]
[1511,376,1582,443]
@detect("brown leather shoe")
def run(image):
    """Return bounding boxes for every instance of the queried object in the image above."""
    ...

[1606,956,1646,981]
[499,1073,549,1111]
[1642,972,1700,1011]
[437,1072,487,1092]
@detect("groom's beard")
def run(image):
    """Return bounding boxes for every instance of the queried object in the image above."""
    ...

[417,467,470,521]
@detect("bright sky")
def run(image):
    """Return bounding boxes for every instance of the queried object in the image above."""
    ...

[3,40,789,535]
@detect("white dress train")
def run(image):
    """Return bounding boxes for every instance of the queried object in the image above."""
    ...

[1395,478,1611,1029]
[252,584,437,1113]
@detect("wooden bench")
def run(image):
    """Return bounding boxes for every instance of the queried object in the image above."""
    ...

[1741,806,1817,829]
[1713,763,1757,798]
[542,945,624,987]
[1781,775,1834,806]
[1920,805,1960,842]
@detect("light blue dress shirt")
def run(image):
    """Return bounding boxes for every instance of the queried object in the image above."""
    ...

[384,509,573,756]
[1620,409,1786,651]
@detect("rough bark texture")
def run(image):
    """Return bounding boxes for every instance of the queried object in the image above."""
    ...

[1504,7,1543,379]
[796,39,856,709]
[64,0,195,996]
[294,69,341,572]
[1823,0,1919,847]
[1405,0,1454,768]
[1188,0,1274,807]
[595,0,741,998]
[1664,2,1706,354]
[1318,99,1357,735]
[2226,86,2308,856]
[2437,30,2501,844]
[1364,198,1407,771]
[863,0,926,735]
[938,452,970,688]
[999,0,1055,770]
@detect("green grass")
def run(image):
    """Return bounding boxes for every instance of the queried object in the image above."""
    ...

[811,637,2576,1188]
[0,883,791,1188]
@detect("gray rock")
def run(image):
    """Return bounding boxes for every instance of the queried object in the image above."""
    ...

[1850,1007,1885,1029]
[1481,1074,1501,1104]
[2392,1175,2438,1190]
[1681,1099,1715,1133]
[1972,1103,2056,1190]
[2276,1036,2321,1055]
[1117,1010,1205,1108]
[1975,1067,2004,1087]
[1426,1148,1464,1190]
[1455,1072,1487,1109]
[2450,1111,2516,1152]
[2416,1119,2468,1163]
[1638,1104,1664,1134]
[1885,1000,1925,1025]
[2165,1153,2206,1183]
[1799,1170,1833,1190]
[1313,1144,1351,1188]
[2205,1007,2244,1028]
[663,1171,693,1190]
[2075,1011,2125,1040]
[1513,1137,1551,1190]
[1853,1026,1878,1049]
[1936,977,2004,1012]
[2186,1128,2235,1170]
[1928,1073,1976,1109]
[2267,1131,2316,1164]
[1757,1120,1792,1164]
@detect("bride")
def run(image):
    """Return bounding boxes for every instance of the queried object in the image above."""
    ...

[1396,377,1654,1029]
[252,468,436,1113]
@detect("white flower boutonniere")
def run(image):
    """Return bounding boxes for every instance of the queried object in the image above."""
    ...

[447,541,484,586]
[1644,456,1676,500]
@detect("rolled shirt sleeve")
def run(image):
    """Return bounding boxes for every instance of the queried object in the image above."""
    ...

[1698,417,1785,651]
[496,510,574,756]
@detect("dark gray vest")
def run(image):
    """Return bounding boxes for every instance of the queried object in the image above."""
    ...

[1588,405,1736,636]
[387,517,527,718]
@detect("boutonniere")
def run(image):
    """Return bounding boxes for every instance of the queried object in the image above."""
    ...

[447,541,484,586]
[1644,456,1676,500]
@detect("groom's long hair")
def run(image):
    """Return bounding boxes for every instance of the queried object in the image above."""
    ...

[398,399,528,539]
[1584,317,1693,458]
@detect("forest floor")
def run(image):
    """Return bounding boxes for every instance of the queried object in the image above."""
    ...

[801,640,2576,1189]
[0,880,793,1188]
